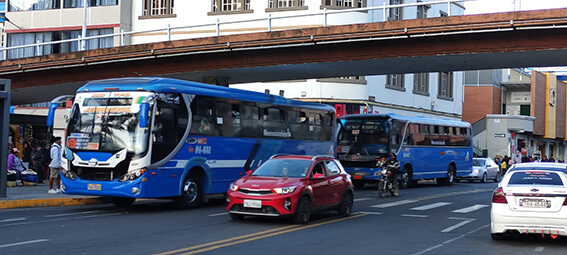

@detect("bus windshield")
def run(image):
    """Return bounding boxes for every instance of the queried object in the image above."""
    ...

[66,92,153,156]
[338,118,389,159]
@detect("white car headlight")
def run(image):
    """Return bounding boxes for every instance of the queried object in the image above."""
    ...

[273,186,297,195]
[229,183,239,192]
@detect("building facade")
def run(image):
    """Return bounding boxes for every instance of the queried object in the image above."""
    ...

[464,68,567,162]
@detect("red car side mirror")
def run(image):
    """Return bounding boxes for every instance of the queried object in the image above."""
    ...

[246,170,253,175]
[312,173,325,179]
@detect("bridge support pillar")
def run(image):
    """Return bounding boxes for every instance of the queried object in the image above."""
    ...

[0,79,10,197]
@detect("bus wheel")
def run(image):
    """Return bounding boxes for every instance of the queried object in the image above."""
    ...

[399,166,412,189]
[174,173,202,209]
[437,165,455,186]
[109,197,136,207]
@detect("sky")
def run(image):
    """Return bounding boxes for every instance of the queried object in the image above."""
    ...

[464,0,567,15]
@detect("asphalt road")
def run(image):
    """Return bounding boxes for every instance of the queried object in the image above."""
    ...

[1,181,566,255]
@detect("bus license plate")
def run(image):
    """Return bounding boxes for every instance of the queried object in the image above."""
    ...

[87,183,101,191]
[244,199,261,208]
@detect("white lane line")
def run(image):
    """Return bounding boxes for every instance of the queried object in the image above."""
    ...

[451,204,489,214]
[2,213,122,227]
[0,239,49,248]
[0,218,27,223]
[411,224,489,255]
[44,210,104,218]
[410,202,452,211]
[534,247,545,252]
[448,217,476,221]
[354,198,373,202]
[401,214,429,218]
[358,211,383,215]
[441,220,474,233]
[371,199,417,208]
[208,212,229,217]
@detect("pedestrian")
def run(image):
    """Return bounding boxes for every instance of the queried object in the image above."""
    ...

[31,143,44,183]
[501,156,508,175]
[22,142,32,168]
[550,155,556,162]
[48,137,62,194]
[8,147,25,186]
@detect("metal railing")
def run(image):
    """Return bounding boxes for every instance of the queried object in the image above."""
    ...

[1,0,471,60]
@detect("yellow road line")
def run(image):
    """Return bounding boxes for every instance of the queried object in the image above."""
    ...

[157,213,367,255]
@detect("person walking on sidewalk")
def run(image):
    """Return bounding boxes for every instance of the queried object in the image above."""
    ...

[48,137,62,194]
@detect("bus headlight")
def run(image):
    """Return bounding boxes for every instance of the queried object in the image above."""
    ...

[61,168,77,181]
[119,168,147,182]
[273,186,296,195]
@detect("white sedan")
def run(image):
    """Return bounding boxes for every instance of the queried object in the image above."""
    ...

[491,163,567,240]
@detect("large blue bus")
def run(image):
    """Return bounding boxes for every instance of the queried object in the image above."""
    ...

[337,113,472,188]
[47,77,336,208]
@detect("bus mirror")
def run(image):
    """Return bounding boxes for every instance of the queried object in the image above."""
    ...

[139,102,149,128]
[47,102,59,127]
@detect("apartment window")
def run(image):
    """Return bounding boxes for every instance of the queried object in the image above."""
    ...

[386,74,405,91]
[9,0,59,11]
[416,1,428,19]
[143,0,174,16]
[413,73,429,95]
[64,0,117,8]
[438,72,453,100]
[389,0,402,21]
[439,10,448,17]
[322,0,365,8]
[212,0,251,12]
[268,0,304,8]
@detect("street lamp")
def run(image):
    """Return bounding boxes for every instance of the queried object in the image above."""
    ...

[0,13,24,31]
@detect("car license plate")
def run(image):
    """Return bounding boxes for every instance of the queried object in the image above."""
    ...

[353,175,362,180]
[87,183,101,191]
[243,199,261,208]
[519,198,551,208]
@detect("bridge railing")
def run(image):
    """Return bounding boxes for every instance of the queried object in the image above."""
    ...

[1,0,471,60]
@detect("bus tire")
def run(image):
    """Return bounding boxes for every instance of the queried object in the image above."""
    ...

[399,166,412,189]
[109,197,136,207]
[174,172,202,209]
[437,165,455,186]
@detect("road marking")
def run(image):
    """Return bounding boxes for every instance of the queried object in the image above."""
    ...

[157,213,367,255]
[448,217,476,221]
[44,210,104,218]
[358,211,383,215]
[411,224,489,255]
[441,220,474,233]
[451,204,489,213]
[410,202,452,211]
[401,214,429,218]
[1,213,122,227]
[371,199,417,208]
[534,247,545,252]
[354,198,373,202]
[0,218,26,223]
[208,212,228,217]
[0,239,49,248]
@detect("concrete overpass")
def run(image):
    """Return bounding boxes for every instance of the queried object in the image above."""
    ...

[3,8,567,104]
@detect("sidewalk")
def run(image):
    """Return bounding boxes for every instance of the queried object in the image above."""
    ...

[0,183,103,210]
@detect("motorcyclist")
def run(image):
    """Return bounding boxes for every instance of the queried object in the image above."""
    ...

[382,153,400,197]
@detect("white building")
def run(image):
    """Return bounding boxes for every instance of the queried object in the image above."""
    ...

[3,0,465,120]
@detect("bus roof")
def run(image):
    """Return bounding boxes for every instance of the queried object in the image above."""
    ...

[341,113,471,128]
[77,77,334,112]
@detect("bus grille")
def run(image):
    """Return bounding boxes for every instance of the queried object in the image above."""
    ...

[71,160,129,181]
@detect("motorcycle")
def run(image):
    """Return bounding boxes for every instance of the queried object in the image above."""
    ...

[376,161,397,198]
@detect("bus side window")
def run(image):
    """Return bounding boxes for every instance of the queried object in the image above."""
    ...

[190,97,215,136]
[239,104,261,138]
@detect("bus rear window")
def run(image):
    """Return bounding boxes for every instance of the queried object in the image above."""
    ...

[508,172,564,186]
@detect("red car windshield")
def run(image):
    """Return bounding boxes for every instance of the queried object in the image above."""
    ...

[252,159,312,178]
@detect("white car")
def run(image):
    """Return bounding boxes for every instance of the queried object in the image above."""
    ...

[457,157,500,183]
[491,163,567,240]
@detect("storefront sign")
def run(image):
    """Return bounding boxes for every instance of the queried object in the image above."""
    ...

[494,133,506,138]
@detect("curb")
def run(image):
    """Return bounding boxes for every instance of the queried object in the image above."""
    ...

[0,197,104,210]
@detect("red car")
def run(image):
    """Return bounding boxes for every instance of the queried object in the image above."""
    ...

[226,155,354,224]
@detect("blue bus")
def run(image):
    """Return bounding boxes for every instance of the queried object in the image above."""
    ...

[337,113,472,188]
[48,77,336,208]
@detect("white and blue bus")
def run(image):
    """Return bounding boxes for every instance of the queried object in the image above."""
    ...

[337,113,472,188]
[47,77,336,208]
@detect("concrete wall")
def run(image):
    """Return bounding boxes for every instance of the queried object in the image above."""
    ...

[532,71,547,136]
